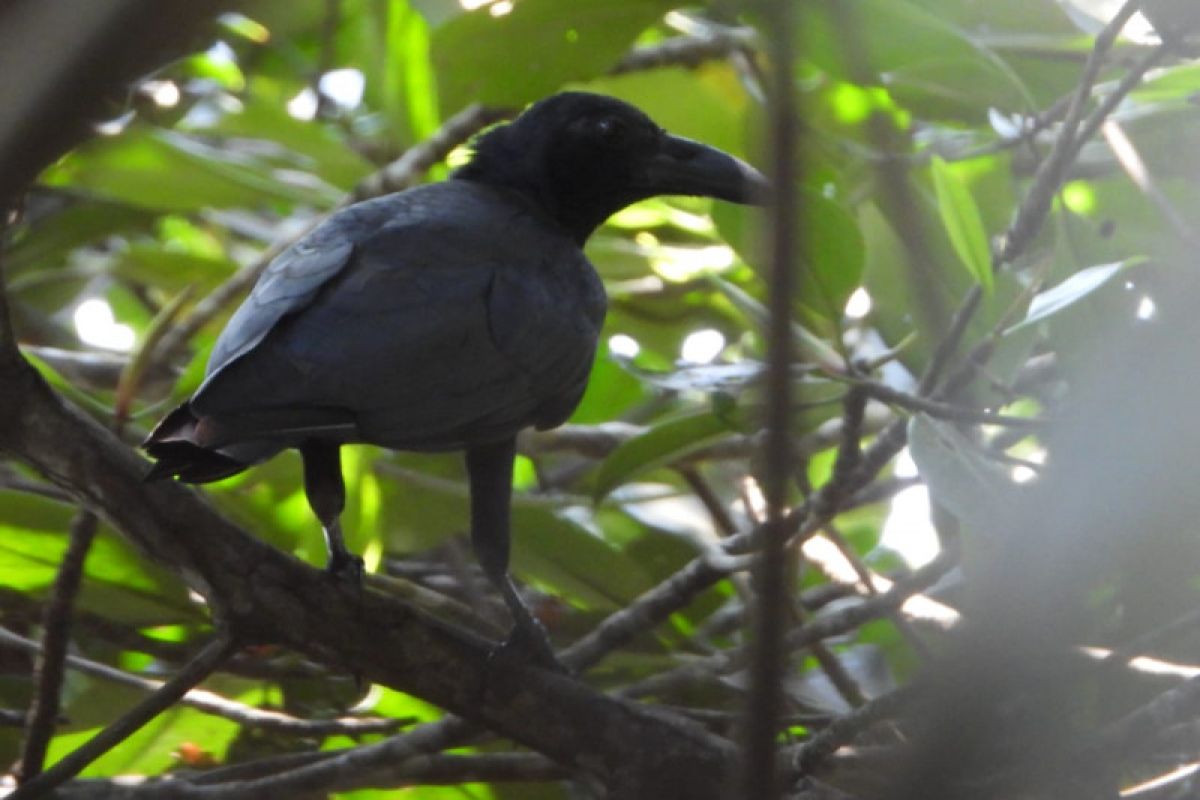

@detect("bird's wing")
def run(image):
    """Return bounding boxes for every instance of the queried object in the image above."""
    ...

[203,194,411,379]
[190,183,602,449]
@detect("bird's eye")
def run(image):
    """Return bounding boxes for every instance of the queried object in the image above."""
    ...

[593,116,628,144]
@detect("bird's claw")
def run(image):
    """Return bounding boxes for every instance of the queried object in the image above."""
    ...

[488,622,570,675]
[326,551,365,588]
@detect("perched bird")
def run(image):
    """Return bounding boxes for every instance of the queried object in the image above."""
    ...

[144,91,768,666]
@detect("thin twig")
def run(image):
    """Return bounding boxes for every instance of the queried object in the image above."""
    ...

[0,626,398,737]
[679,466,739,537]
[15,511,98,782]
[148,715,490,799]
[847,378,1044,430]
[9,636,239,800]
[618,554,952,702]
[788,687,915,775]
[999,0,1149,264]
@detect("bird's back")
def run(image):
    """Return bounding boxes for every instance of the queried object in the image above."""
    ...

[189,180,606,453]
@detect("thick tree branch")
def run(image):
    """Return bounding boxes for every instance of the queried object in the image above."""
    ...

[0,348,733,797]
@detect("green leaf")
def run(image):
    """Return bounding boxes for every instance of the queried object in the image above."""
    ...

[51,704,238,777]
[43,129,341,212]
[0,515,196,625]
[7,201,154,277]
[378,459,652,607]
[431,0,674,112]
[801,0,1036,121]
[592,410,733,500]
[1007,260,1143,334]
[929,156,993,292]
[714,187,866,322]
[709,276,845,370]
[113,245,236,293]
[907,414,1015,536]
[201,79,373,190]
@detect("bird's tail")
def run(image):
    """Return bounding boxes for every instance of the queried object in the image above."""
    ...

[142,403,249,484]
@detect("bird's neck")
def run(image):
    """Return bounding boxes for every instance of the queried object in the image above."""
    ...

[452,169,616,247]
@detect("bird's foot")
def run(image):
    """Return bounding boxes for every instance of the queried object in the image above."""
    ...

[325,550,365,588]
[488,620,570,675]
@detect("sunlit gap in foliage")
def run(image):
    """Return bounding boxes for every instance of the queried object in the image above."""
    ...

[1136,294,1156,321]
[287,69,366,121]
[1121,763,1200,798]
[647,243,735,284]
[800,534,958,627]
[1011,447,1045,484]
[460,0,514,16]
[287,89,318,121]
[207,40,238,70]
[880,449,939,569]
[95,111,136,137]
[740,475,957,625]
[680,329,725,364]
[141,80,180,108]
[73,298,135,352]
[608,334,640,360]
[1060,0,1157,42]
[844,287,872,320]
[1081,646,1200,679]
[320,69,366,110]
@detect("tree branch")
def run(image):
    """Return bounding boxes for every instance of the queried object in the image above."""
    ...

[9,636,239,799]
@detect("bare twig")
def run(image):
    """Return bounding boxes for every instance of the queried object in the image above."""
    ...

[15,511,98,783]
[0,626,399,737]
[618,554,952,702]
[788,687,915,776]
[999,0,1151,264]
[847,378,1044,430]
[9,635,239,800]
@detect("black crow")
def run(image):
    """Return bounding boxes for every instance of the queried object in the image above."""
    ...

[144,91,768,667]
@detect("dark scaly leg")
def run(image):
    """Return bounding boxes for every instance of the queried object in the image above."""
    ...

[300,441,363,584]
[465,438,564,671]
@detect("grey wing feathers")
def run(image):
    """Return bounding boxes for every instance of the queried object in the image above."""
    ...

[204,238,354,377]
[202,192,413,381]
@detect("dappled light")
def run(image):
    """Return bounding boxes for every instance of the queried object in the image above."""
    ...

[5,1,1200,799]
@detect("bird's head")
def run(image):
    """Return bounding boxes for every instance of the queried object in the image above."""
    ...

[455,92,769,244]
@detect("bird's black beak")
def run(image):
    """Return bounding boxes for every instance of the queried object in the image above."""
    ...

[637,134,770,206]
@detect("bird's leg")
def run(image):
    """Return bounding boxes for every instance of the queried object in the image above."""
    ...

[465,438,565,672]
[300,441,363,585]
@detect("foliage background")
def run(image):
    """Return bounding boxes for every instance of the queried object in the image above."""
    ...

[4,0,1200,798]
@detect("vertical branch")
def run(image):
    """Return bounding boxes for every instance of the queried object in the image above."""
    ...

[739,0,797,797]
[15,511,99,782]
[0,213,18,362]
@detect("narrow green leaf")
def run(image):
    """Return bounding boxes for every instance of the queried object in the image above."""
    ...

[592,410,733,500]
[1006,259,1143,334]
[930,156,994,292]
